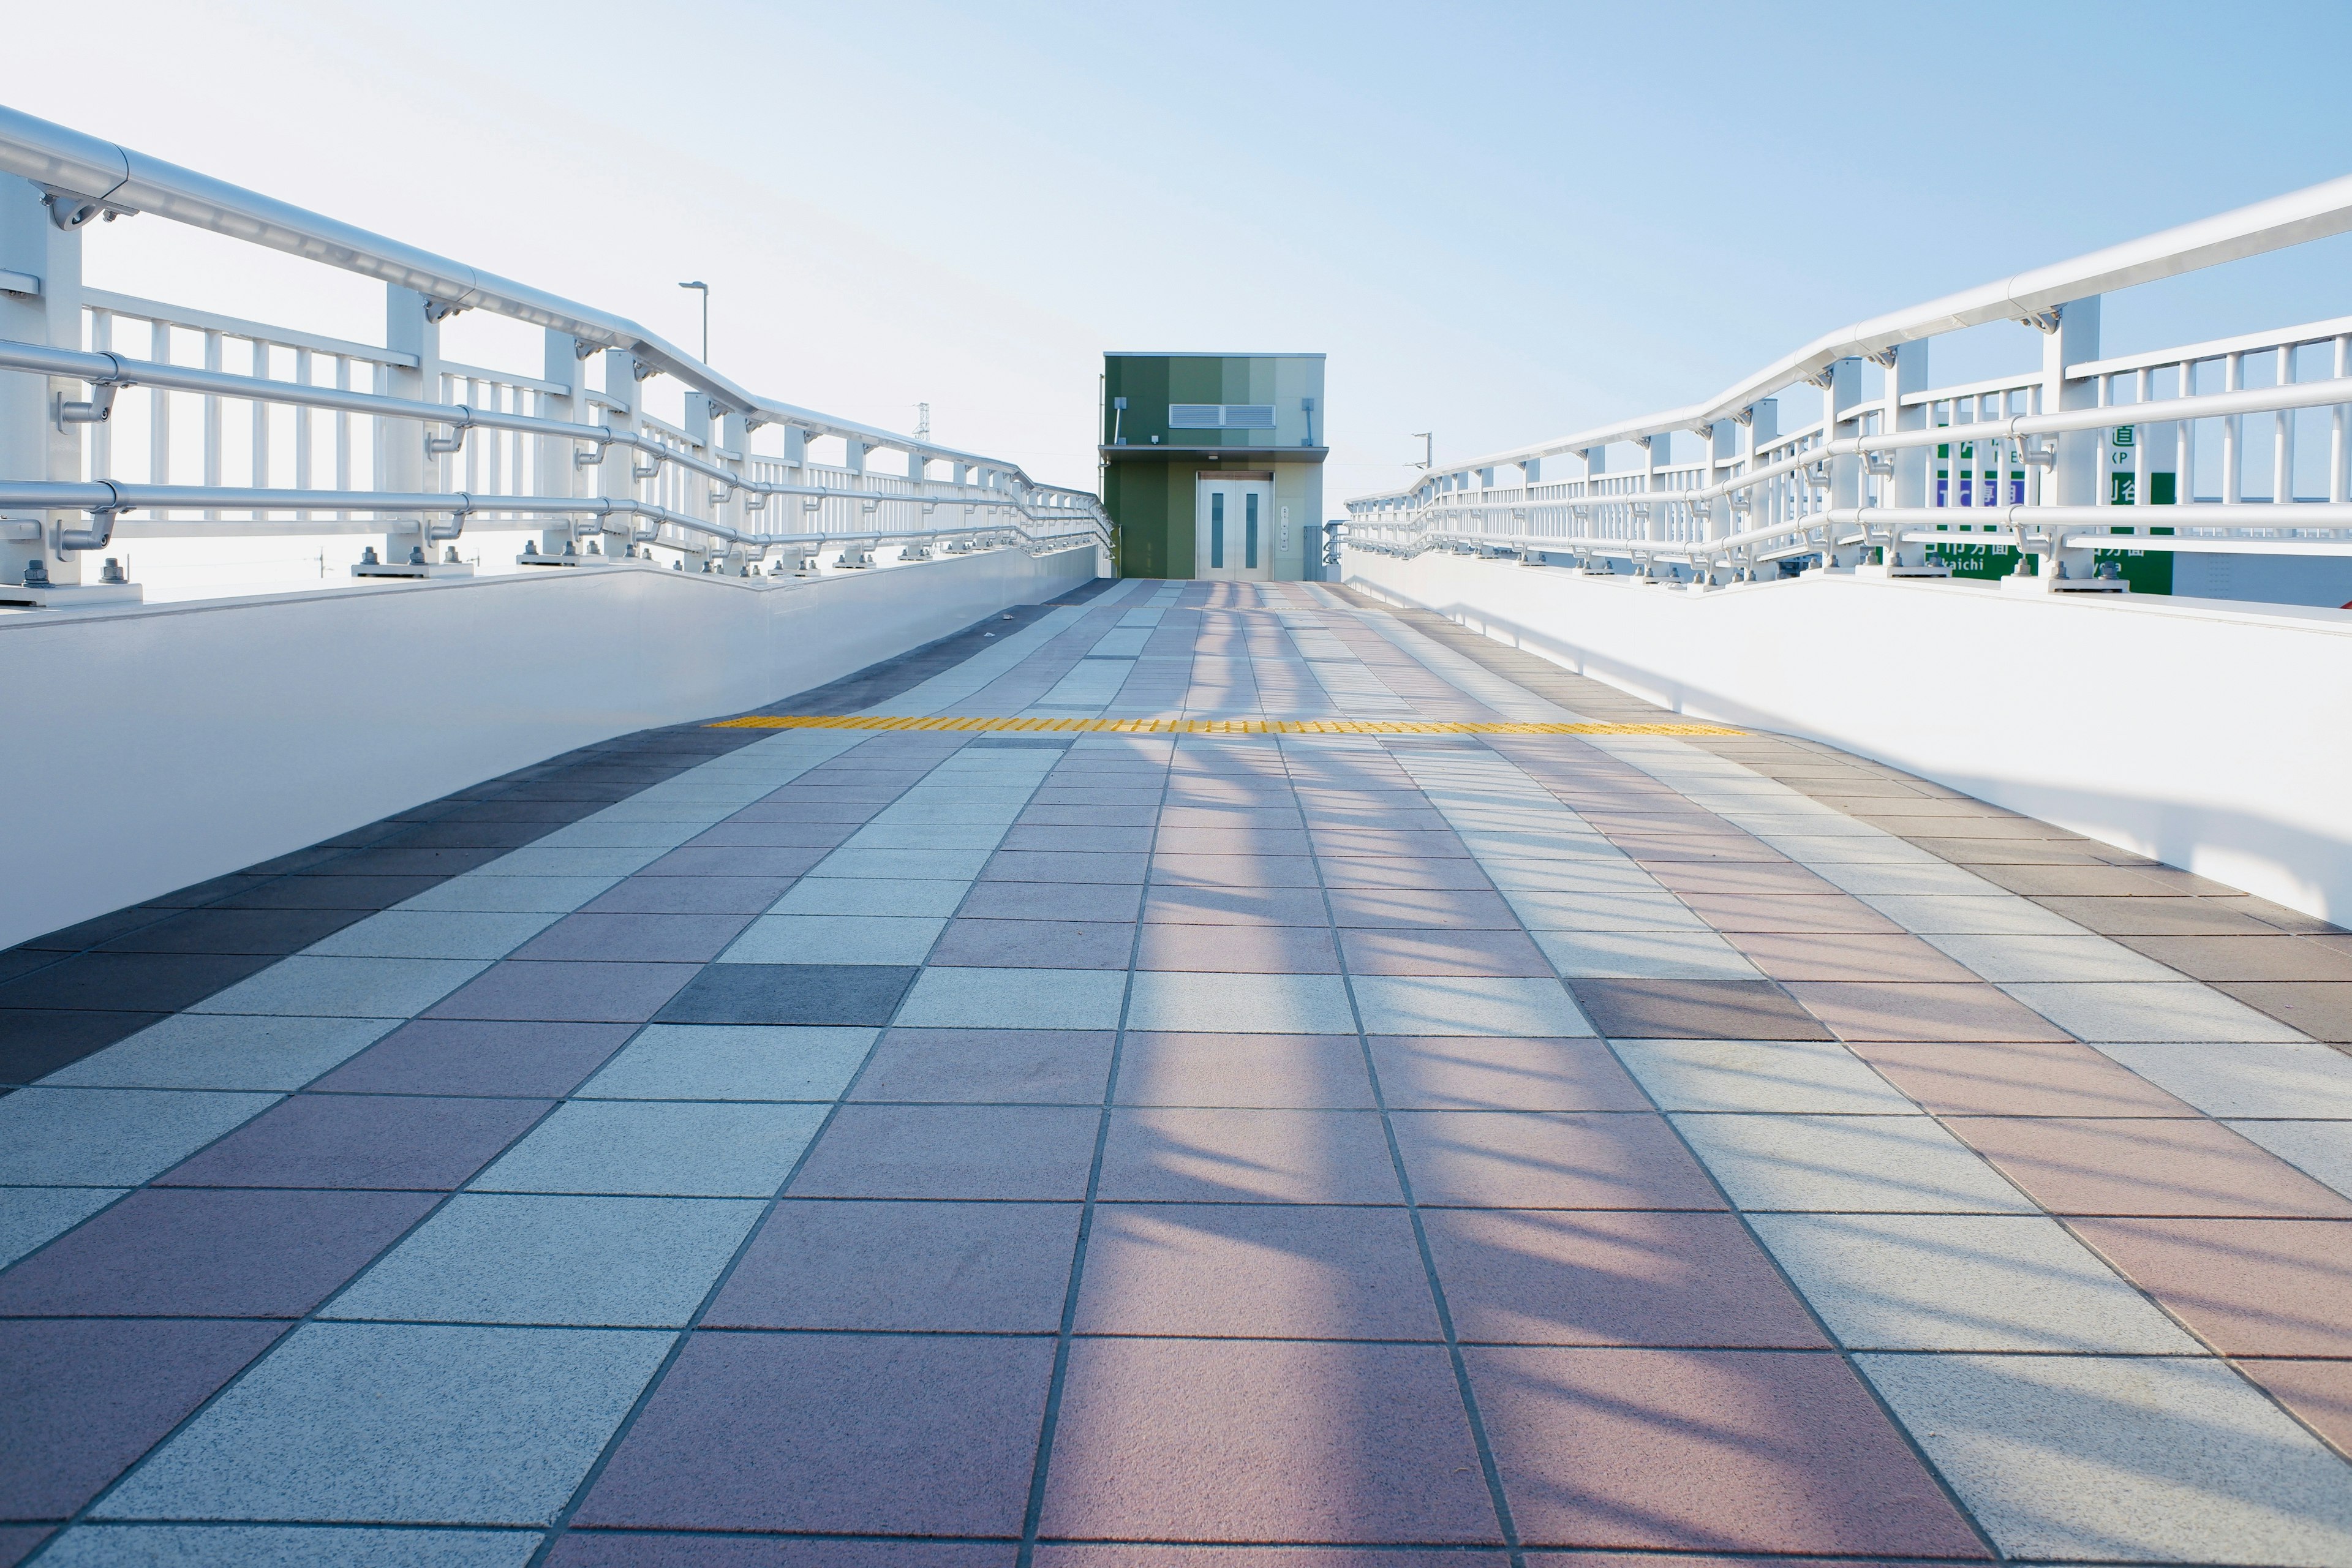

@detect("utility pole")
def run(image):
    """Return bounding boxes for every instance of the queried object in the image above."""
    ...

[677,281,709,363]
[1411,432,1433,470]
[914,403,929,441]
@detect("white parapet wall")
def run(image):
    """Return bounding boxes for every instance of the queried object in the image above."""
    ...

[0,546,1098,949]
[1346,550,2352,924]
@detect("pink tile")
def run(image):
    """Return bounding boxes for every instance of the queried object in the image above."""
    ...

[2233,1358,2352,1455]
[706,1200,1078,1332]
[1076,1204,1438,1339]
[1098,1109,1402,1204]
[1135,924,1340,974]
[1784,982,2072,1043]
[1423,1210,1827,1348]
[1466,1348,1988,1554]
[578,1331,1053,1535]
[1392,1113,1725,1209]
[1039,1551,1498,1567]
[1951,1117,2352,1217]
[1039,1338,1499,1544]
[552,1536,1010,1567]
[1727,932,1978,983]
[2068,1218,2352,1355]
[850,1029,1114,1104]
[1114,1033,1373,1109]
[1848,1039,2196,1116]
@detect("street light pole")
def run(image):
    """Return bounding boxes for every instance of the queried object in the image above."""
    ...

[677,281,709,364]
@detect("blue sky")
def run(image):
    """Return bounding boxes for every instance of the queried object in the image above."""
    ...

[14,0,2352,503]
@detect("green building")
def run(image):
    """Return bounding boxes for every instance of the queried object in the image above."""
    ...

[1099,353,1327,580]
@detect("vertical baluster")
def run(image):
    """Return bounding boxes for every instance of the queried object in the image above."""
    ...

[149,319,170,486]
[203,328,222,522]
[2177,361,2196,503]
[251,340,271,510]
[2222,350,2242,505]
[335,356,352,522]
[295,347,313,521]
[2133,368,2150,511]
[2333,336,2350,505]
[2274,344,2294,505]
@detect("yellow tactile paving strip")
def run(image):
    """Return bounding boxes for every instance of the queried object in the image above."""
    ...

[707,714,1744,736]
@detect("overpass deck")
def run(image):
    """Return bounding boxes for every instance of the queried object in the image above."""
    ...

[4,577,2352,1566]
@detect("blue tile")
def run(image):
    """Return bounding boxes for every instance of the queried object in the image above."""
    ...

[94,1322,672,1526]
[0,1088,281,1186]
[0,1185,125,1268]
[576,1026,875,1101]
[469,1101,828,1196]
[325,1194,764,1327]
[655,965,916,1027]
[43,1015,397,1091]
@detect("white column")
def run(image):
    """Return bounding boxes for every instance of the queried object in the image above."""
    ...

[1887,341,1929,565]
[537,330,585,556]
[598,349,641,559]
[1820,358,1863,567]
[382,285,444,565]
[1,176,88,586]
[2043,296,2102,582]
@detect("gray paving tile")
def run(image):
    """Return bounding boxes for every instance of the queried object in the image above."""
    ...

[306,910,567,960]
[1857,894,2090,937]
[1531,929,1758,979]
[0,1185,124,1269]
[1751,1213,2202,1352]
[1123,971,1354,1034]
[576,1025,875,1101]
[1811,861,2003,897]
[470,1100,827,1197]
[2227,1120,2352,1197]
[1925,932,2185,983]
[1614,1039,1917,1114]
[94,1322,671,1526]
[1351,975,1594,1038]
[480,846,669,879]
[2004,981,2309,1042]
[769,878,973,918]
[2098,1041,2352,1118]
[190,956,491,1019]
[1503,889,1710,930]
[896,967,1128,1030]
[0,1087,281,1186]
[37,1525,540,1567]
[1672,1113,2038,1213]
[1858,1352,2352,1562]
[41,1015,397,1091]
[325,1194,764,1327]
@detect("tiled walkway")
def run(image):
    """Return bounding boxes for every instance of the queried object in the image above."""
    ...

[6,576,2352,1566]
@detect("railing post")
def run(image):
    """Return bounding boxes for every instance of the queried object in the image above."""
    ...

[382,285,443,565]
[1820,357,1863,567]
[537,329,584,557]
[598,349,641,560]
[1886,341,1929,565]
[2043,296,2101,582]
[1,175,88,587]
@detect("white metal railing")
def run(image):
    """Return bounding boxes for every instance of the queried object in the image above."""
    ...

[1347,172,2352,589]
[0,107,1107,594]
